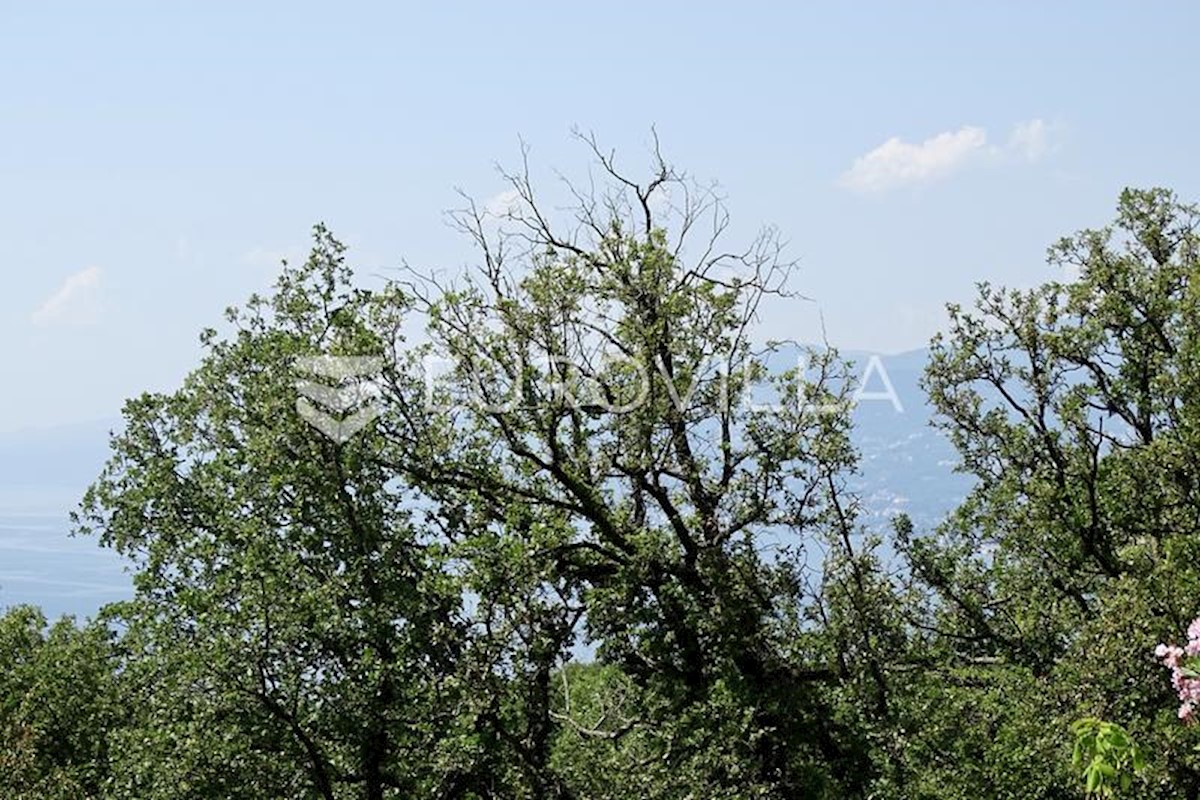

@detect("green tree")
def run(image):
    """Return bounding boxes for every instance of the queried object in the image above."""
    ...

[74,136,906,798]
[0,607,121,800]
[375,134,884,796]
[78,234,486,799]
[898,188,1200,797]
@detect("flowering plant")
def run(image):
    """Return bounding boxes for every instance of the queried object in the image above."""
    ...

[1155,618,1200,722]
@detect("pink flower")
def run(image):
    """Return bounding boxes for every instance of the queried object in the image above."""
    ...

[1156,619,1200,723]
[1160,645,1185,669]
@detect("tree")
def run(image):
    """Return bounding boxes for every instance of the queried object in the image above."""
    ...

[78,235,487,799]
[0,607,121,800]
[74,134,906,798]
[374,133,884,796]
[898,188,1200,796]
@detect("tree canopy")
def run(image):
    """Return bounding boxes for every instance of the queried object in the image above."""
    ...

[4,142,1200,799]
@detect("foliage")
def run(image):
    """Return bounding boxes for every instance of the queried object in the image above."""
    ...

[76,232,484,799]
[1071,718,1146,798]
[0,607,121,800]
[900,187,1200,796]
[5,137,1200,798]
[373,135,883,797]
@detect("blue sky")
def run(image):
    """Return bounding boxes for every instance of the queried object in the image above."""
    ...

[3,1,1199,432]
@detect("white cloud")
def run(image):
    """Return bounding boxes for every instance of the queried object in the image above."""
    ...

[1007,119,1053,162]
[840,126,987,193]
[840,119,1060,194]
[31,266,103,327]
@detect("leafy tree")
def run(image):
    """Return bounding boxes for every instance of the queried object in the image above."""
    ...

[77,234,490,799]
[69,136,1185,799]
[74,135,894,798]
[0,607,120,800]
[373,134,886,796]
[898,188,1200,796]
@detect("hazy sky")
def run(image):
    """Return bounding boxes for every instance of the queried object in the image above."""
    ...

[3,2,1199,432]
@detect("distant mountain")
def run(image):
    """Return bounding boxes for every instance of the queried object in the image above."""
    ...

[747,344,972,534]
[842,349,972,534]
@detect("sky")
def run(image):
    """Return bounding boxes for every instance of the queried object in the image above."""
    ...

[3,1,1199,433]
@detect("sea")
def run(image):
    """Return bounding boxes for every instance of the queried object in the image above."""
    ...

[0,486,131,621]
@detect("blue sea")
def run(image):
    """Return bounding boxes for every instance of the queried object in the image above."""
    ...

[0,488,132,621]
